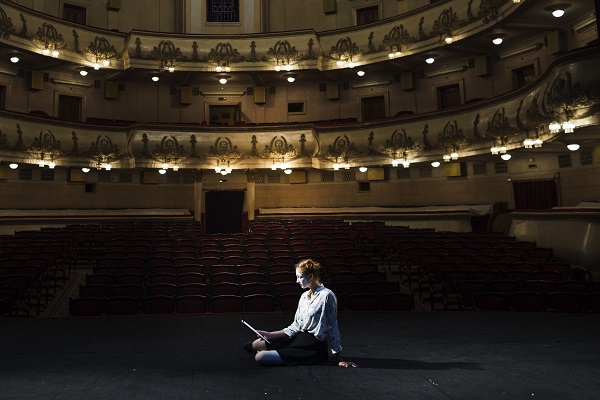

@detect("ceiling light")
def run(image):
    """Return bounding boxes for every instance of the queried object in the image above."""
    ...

[431,161,441,168]
[10,56,19,63]
[423,54,437,64]
[359,166,368,172]
[356,70,365,77]
[168,66,175,73]
[42,48,50,56]
[102,59,110,67]
[491,34,507,45]
[217,74,231,84]
[444,36,453,44]
[274,65,281,72]
[48,162,56,169]
[9,163,18,169]
[81,167,90,173]
[549,121,561,133]
[545,4,570,18]
[151,75,160,82]
[51,50,59,58]
[172,165,179,171]
[93,63,101,70]
[500,154,512,161]
[566,143,580,151]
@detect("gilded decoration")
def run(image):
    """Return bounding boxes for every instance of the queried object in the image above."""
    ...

[206,137,242,160]
[382,129,421,158]
[34,23,65,54]
[151,40,183,71]
[543,73,597,119]
[87,36,118,63]
[0,6,14,39]
[382,25,414,53]
[261,136,297,160]
[324,135,363,162]
[478,0,508,24]
[432,8,463,41]
[207,42,240,69]
[329,37,361,64]
[27,130,64,160]
[486,108,518,141]
[152,136,187,165]
[266,40,298,69]
[89,135,119,164]
[436,121,467,150]
[0,128,9,150]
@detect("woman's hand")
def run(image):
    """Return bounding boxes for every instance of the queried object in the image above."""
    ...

[256,330,270,341]
[338,361,358,368]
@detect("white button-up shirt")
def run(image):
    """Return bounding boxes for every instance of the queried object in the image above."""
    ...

[283,284,343,354]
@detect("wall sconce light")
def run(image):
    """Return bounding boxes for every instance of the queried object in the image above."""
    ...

[431,161,441,168]
[151,75,160,82]
[284,168,292,174]
[545,4,570,18]
[359,166,368,172]
[549,119,575,134]
[158,169,167,174]
[81,167,90,173]
[215,160,232,175]
[500,153,512,161]
[9,163,18,169]
[10,56,19,63]
[562,120,575,133]
[356,70,365,77]
[284,74,297,83]
[566,143,580,151]
[388,46,402,59]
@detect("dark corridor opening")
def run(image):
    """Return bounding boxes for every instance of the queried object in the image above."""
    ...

[205,190,245,234]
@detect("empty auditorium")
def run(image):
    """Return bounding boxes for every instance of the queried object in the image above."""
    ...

[0,0,599,399]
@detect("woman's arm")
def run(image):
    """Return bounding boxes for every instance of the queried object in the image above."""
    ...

[255,330,289,342]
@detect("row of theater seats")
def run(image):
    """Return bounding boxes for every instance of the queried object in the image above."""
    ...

[467,291,600,313]
[0,233,78,316]
[69,291,415,316]
[443,279,600,310]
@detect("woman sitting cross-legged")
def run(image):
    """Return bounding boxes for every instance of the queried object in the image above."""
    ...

[244,258,358,368]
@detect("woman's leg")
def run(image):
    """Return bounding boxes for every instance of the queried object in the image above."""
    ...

[255,350,284,365]
[252,338,268,352]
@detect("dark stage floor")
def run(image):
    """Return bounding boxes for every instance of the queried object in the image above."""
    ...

[1,312,599,400]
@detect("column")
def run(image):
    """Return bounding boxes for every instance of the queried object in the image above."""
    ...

[246,170,256,221]
[193,170,203,223]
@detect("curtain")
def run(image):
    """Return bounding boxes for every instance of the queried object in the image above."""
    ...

[512,179,558,210]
